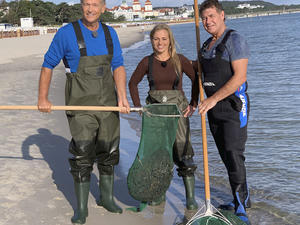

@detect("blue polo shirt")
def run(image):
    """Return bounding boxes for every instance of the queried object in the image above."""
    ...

[201,28,249,63]
[42,19,123,72]
[201,28,249,95]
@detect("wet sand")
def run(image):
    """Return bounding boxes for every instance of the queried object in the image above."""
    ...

[0,25,199,225]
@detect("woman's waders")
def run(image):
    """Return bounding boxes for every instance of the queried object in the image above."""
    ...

[146,90,198,210]
[142,53,198,209]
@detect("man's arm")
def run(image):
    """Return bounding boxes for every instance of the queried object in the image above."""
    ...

[38,67,53,112]
[198,58,248,115]
[113,66,130,113]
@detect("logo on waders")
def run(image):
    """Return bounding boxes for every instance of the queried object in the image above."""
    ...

[203,82,216,87]
[240,94,246,117]
[162,96,168,103]
[96,67,104,77]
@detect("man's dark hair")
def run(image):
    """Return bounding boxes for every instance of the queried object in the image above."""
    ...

[200,0,224,15]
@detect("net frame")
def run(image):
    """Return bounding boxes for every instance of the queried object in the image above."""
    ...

[186,200,235,225]
[142,103,182,118]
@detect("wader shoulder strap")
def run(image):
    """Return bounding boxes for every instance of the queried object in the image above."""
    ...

[72,21,87,57]
[147,54,155,90]
[147,54,180,90]
[201,37,212,52]
[216,29,235,57]
[62,21,86,70]
[63,21,114,69]
[63,57,70,70]
[101,22,114,56]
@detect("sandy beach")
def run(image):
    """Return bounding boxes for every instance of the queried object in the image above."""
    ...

[0,25,200,225]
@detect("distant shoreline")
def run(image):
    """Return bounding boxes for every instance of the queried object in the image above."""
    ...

[1,9,299,41]
[227,8,300,19]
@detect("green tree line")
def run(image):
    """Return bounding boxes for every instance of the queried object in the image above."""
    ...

[0,0,125,26]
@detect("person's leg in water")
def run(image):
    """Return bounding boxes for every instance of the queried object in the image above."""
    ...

[174,116,198,210]
[209,106,251,225]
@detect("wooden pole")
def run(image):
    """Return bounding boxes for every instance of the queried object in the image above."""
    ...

[0,105,142,112]
[194,0,211,202]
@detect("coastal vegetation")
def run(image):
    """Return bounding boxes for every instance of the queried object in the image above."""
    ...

[0,0,299,26]
[0,0,125,26]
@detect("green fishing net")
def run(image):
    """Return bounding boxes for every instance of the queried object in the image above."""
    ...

[127,104,181,202]
[189,209,247,225]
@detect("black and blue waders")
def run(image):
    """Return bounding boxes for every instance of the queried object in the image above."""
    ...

[200,30,251,225]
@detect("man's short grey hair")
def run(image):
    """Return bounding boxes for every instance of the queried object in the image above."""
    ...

[81,0,105,4]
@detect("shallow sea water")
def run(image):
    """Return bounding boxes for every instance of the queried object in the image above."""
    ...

[122,12,300,224]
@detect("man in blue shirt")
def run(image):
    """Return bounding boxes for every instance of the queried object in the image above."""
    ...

[197,0,251,224]
[38,0,130,223]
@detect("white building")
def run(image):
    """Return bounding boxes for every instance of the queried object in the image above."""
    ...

[0,23,12,31]
[108,0,153,21]
[181,4,194,18]
[132,0,142,20]
[144,0,153,18]
[20,17,33,28]
[109,0,134,21]
[237,4,264,10]
[157,8,175,20]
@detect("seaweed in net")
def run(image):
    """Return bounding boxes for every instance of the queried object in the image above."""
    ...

[127,149,173,202]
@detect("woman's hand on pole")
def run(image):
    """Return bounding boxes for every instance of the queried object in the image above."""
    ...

[183,105,196,117]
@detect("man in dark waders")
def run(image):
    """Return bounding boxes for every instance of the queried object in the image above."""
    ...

[197,1,251,224]
[37,0,130,223]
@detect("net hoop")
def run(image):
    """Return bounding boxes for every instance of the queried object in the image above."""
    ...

[142,103,182,118]
[143,110,182,118]
[186,203,234,225]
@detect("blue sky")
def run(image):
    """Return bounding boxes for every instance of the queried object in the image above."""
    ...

[42,0,300,7]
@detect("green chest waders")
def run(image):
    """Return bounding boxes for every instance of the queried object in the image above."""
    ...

[65,21,120,182]
[127,104,181,203]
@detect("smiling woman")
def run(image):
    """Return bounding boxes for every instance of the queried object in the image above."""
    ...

[128,23,199,211]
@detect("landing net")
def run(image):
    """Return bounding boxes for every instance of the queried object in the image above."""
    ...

[127,104,181,202]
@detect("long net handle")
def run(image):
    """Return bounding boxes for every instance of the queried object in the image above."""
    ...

[0,105,142,112]
[194,0,211,201]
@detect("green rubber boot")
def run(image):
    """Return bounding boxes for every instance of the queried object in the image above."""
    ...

[71,182,90,224]
[148,194,166,206]
[183,176,198,210]
[97,175,122,213]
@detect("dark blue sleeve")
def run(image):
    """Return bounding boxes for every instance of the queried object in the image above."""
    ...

[109,27,124,71]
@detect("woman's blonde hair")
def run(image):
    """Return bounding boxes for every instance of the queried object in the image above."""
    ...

[150,24,181,75]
